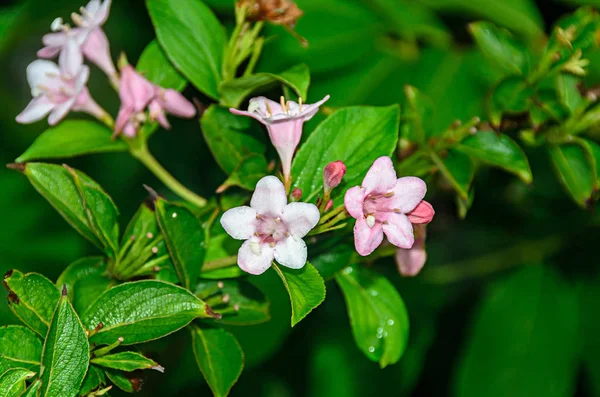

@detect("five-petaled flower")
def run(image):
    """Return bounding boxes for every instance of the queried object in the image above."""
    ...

[221,176,320,275]
[16,36,105,126]
[230,95,330,190]
[344,156,434,256]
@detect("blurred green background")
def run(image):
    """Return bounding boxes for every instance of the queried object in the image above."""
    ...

[2,0,600,396]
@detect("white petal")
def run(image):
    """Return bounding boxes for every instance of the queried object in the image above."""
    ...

[238,238,274,275]
[274,235,307,269]
[74,65,90,93]
[85,0,101,14]
[299,95,330,121]
[390,177,427,213]
[26,60,60,96]
[362,156,397,195]
[48,97,76,125]
[220,206,257,240]
[282,202,320,238]
[16,96,55,124]
[250,176,287,216]
[59,35,83,77]
[248,96,284,119]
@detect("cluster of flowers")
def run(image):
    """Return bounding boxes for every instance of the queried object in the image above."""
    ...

[17,0,196,137]
[223,97,434,276]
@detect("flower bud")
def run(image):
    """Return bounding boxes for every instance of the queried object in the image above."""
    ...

[323,160,346,191]
[325,199,333,212]
[291,188,302,201]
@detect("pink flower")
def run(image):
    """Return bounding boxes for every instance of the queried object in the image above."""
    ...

[16,37,104,125]
[395,224,428,277]
[344,156,432,256]
[230,95,330,188]
[323,160,346,192]
[114,65,196,137]
[38,0,117,81]
[220,176,320,275]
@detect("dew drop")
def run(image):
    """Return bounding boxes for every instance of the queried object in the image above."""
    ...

[368,346,375,353]
[387,319,394,326]
[370,290,378,297]
[172,212,178,219]
[343,267,353,275]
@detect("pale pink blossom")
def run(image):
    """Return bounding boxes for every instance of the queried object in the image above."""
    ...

[396,224,428,277]
[38,0,117,81]
[221,176,320,275]
[114,65,196,137]
[344,156,432,256]
[16,37,105,125]
[230,95,330,188]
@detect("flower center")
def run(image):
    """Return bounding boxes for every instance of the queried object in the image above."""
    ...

[255,214,290,246]
[362,191,400,228]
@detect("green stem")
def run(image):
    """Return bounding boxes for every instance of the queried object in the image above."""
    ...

[202,255,237,272]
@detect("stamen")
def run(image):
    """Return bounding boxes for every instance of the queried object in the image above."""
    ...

[51,17,64,32]
[79,6,91,17]
[274,217,281,223]
[256,214,261,219]
[269,242,276,247]
[382,220,389,225]
[151,247,158,254]
[280,96,287,113]
[393,208,401,213]
[369,195,377,201]
[366,215,376,228]
[265,101,273,117]
[384,191,394,198]
[217,281,224,288]
[222,294,230,304]
[299,97,303,112]
[71,12,84,26]
[146,232,154,239]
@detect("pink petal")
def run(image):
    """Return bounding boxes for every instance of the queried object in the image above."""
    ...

[58,35,83,77]
[120,65,154,111]
[123,122,138,138]
[149,100,171,129]
[389,177,427,214]
[220,206,258,240]
[93,0,112,25]
[299,94,330,121]
[37,46,61,58]
[114,106,132,134]
[274,235,307,269]
[282,202,320,238]
[407,200,435,224]
[266,119,303,180]
[380,212,414,249]
[396,246,426,277]
[16,96,55,124]
[82,28,116,78]
[362,156,397,195]
[238,238,274,275]
[48,97,76,125]
[250,176,287,217]
[344,186,366,219]
[354,218,384,256]
[41,31,67,47]
[229,108,268,126]
[160,89,196,118]
[247,96,284,119]
[73,87,105,120]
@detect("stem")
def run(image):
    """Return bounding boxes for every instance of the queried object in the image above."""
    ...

[130,142,207,208]
[202,255,237,272]
[244,36,264,77]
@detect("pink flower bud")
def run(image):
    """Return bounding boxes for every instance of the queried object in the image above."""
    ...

[325,199,333,212]
[291,188,302,201]
[323,160,346,191]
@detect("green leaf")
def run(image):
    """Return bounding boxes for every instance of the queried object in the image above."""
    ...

[79,365,105,396]
[0,326,42,374]
[0,368,35,397]
[311,243,354,280]
[92,352,162,372]
[155,198,205,289]
[200,105,266,174]
[20,379,41,397]
[556,73,584,114]
[402,85,435,143]
[146,0,226,99]
[272,262,326,327]
[217,154,268,193]
[15,121,127,163]
[291,105,400,204]
[490,75,533,123]
[549,144,594,207]
[456,131,532,183]
[121,202,159,245]
[137,39,187,90]
[454,265,579,397]
[81,280,216,346]
[3,270,60,337]
[335,265,410,368]
[468,22,529,75]
[195,279,270,326]
[191,326,244,397]
[104,370,137,393]
[21,163,118,254]
[40,292,89,397]
[56,256,106,302]
[219,64,311,108]
[71,274,112,316]
[431,150,474,200]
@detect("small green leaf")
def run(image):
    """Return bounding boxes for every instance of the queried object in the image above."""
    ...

[155,198,205,289]
[92,352,162,372]
[217,154,268,193]
[201,105,266,174]
[431,150,474,200]
[291,105,400,204]
[3,270,60,337]
[556,73,584,114]
[104,370,136,393]
[20,379,41,397]
[219,64,311,108]
[0,326,42,374]
[81,280,216,346]
[137,39,186,91]
[335,265,410,368]
[15,121,127,163]
[71,274,112,316]
[490,76,533,125]
[456,131,532,183]
[468,21,528,75]
[195,279,270,326]
[549,144,594,207]
[0,368,35,397]
[79,365,105,396]
[40,292,89,397]
[191,326,244,397]
[402,85,435,143]
[56,256,106,301]
[146,0,226,99]
[272,262,326,327]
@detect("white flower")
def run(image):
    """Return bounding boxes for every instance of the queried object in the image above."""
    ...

[220,176,320,275]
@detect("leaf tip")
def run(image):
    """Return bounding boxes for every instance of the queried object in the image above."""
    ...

[6,163,26,172]
[152,365,165,373]
[61,284,68,296]
[143,184,160,201]
[205,304,222,320]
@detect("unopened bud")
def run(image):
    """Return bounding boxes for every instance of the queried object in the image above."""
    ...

[325,199,333,212]
[323,160,346,191]
[291,188,302,201]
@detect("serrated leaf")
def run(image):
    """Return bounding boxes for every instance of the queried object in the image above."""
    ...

[0,326,42,374]
[431,150,474,200]
[81,280,215,346]
[3,270,60,337]
[335,265,409,368]
[71,274,112,316]
[92,352,161,372]
[0,368,35,397]
[217,154,268,193]
[456,131,532,183]
[195,279,270,326]
[549,144,594,207]
[79,365,105,396]
[272,262,326,326]
[191,326,244,397]
[155,198,205,289]
[468,21,529,75]
[219,64,310,108]
[291,105,400,205]
[146,0,225,99]
[201,105,266,174]
[40,293,89,397]
[15,121,127,163]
